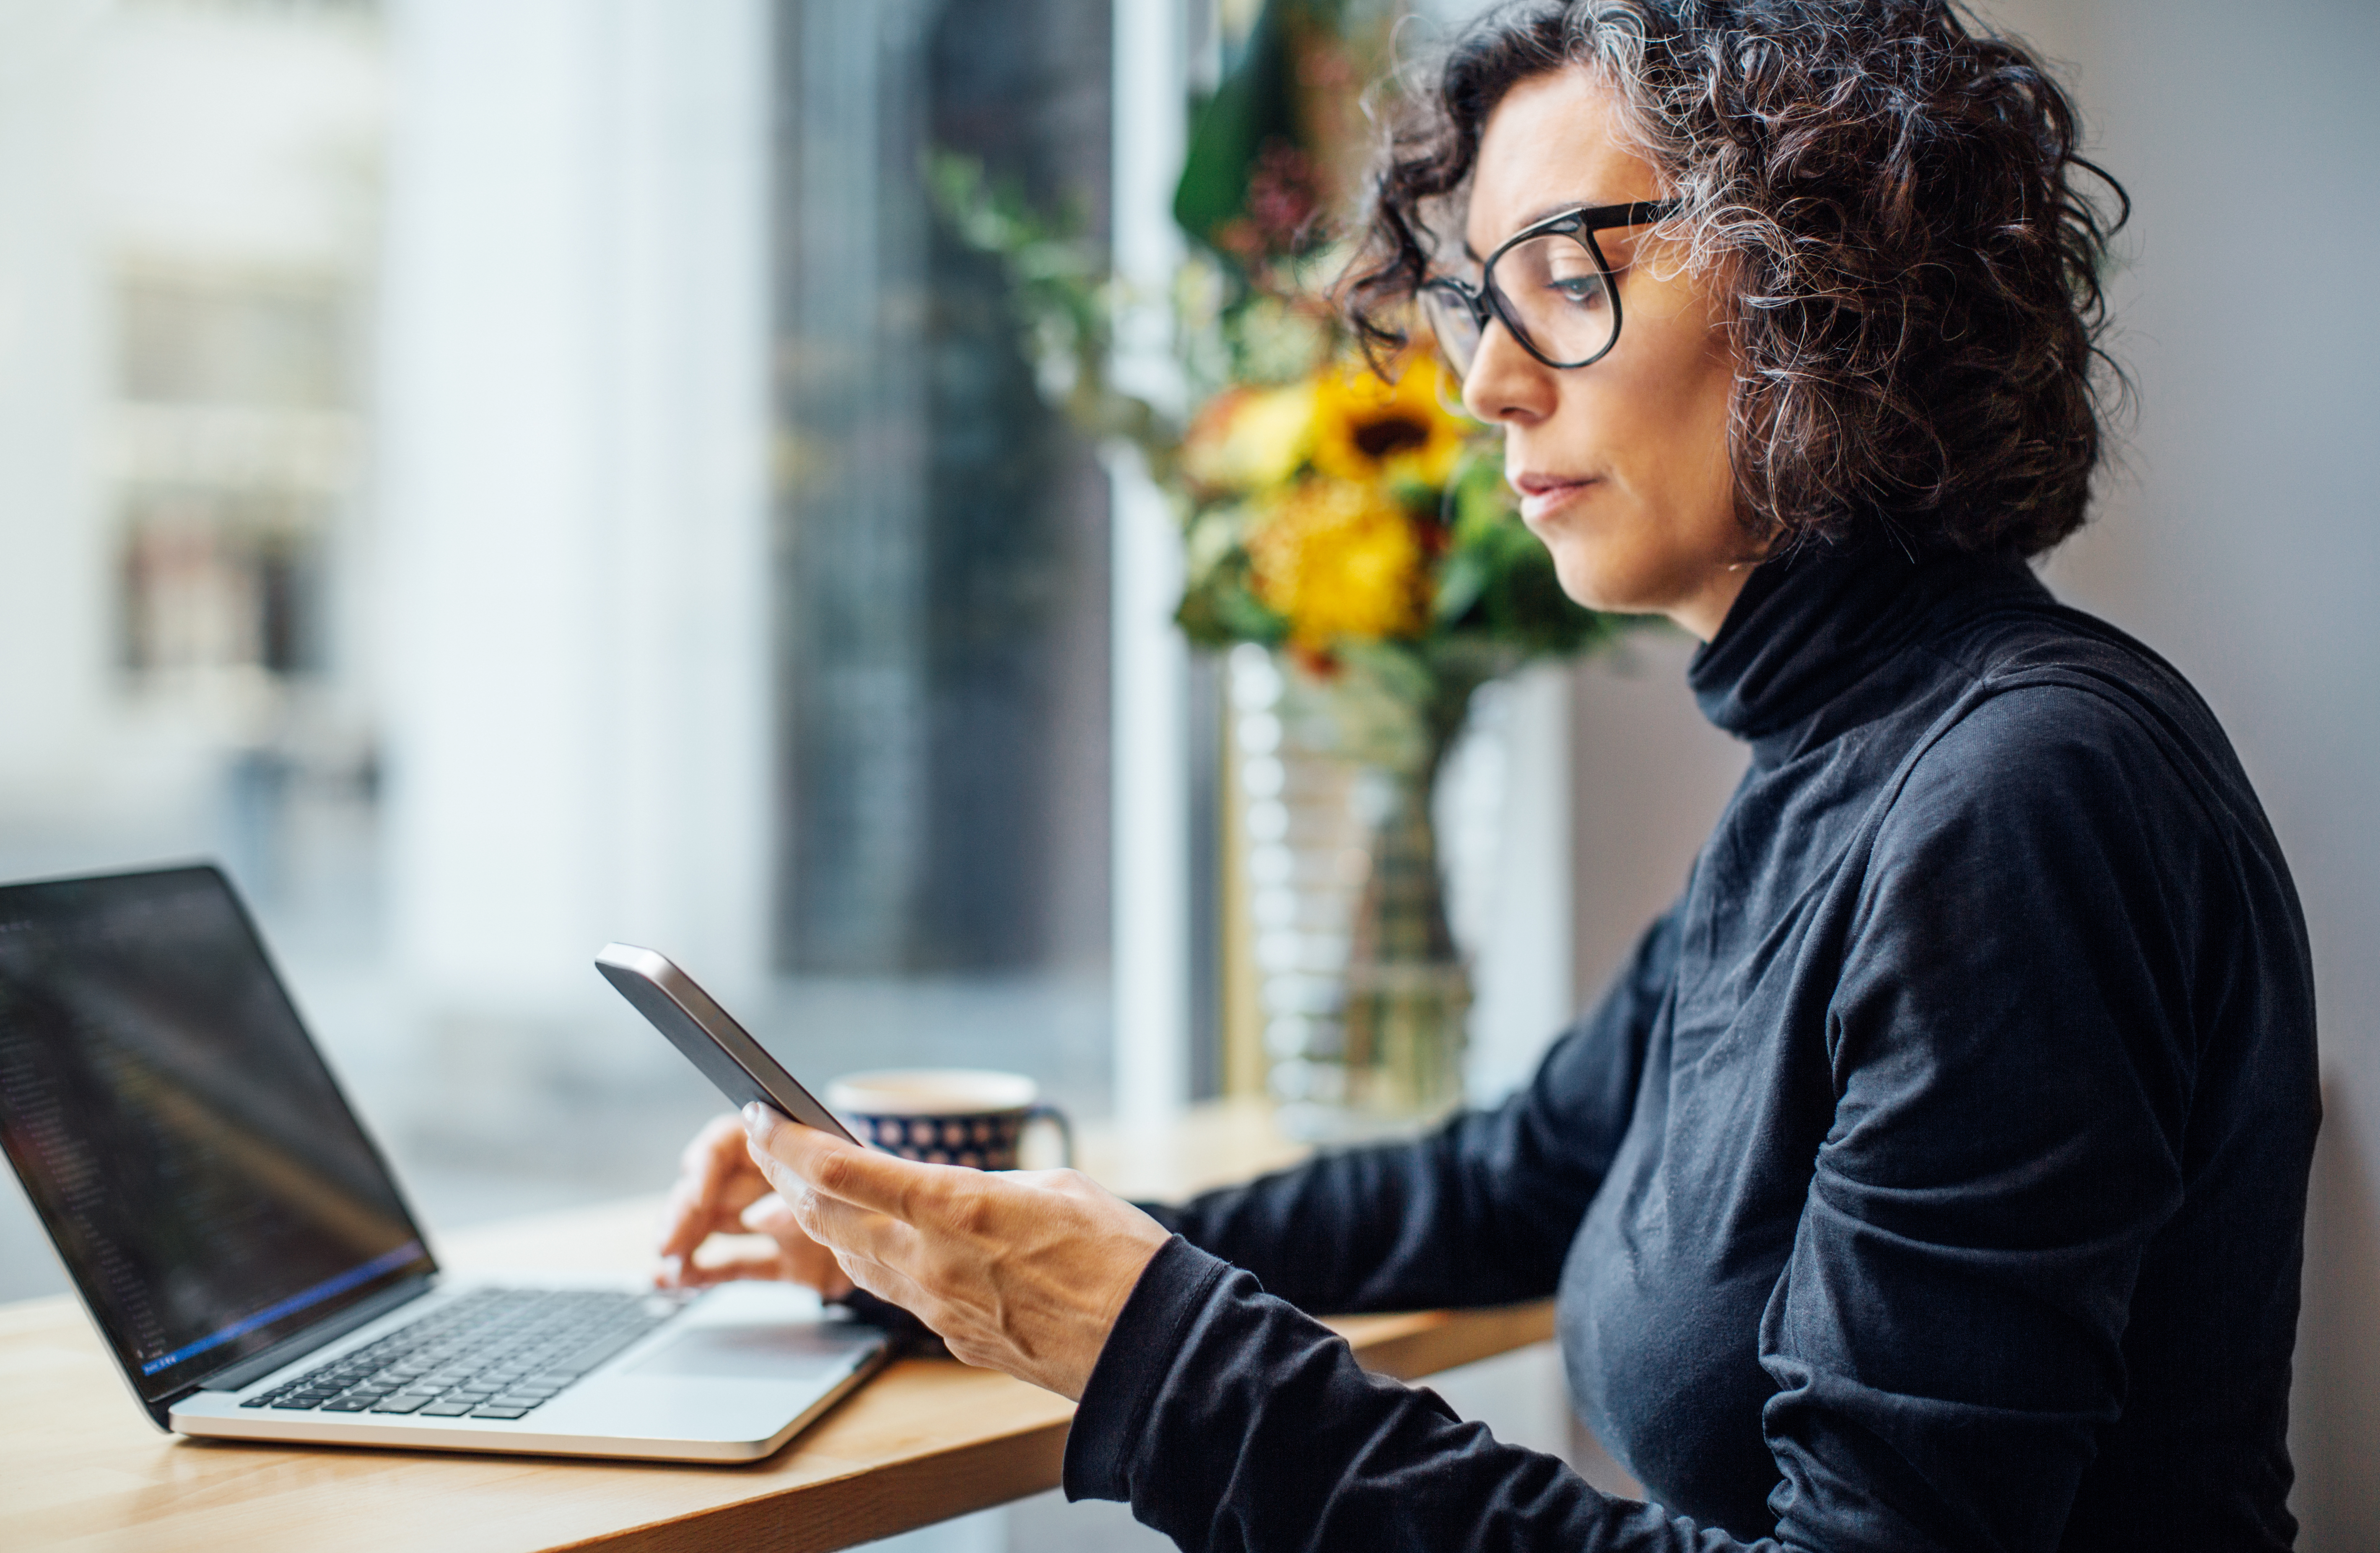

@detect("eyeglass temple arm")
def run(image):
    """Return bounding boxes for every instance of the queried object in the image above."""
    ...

[1570,198,1678,232]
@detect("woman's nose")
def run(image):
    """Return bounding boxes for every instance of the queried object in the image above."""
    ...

[1459,317,1555,424]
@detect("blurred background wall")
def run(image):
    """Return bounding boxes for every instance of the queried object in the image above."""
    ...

[0,0,2372,1547]
[0,0,1140,1237]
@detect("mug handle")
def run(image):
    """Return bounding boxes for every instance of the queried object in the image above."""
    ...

[1023,1104,1073,1169]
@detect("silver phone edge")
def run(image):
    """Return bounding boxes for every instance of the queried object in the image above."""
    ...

[594,942,857,1144]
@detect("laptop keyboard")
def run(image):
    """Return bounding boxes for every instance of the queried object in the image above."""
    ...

[241,1288,684,1421]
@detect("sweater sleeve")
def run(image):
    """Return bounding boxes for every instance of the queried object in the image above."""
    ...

[1068,684,2235,1553]
[1064,1235,1756,1553]
[1142,902,1680,1313]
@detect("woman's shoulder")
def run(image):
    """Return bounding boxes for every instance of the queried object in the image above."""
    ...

[1914,587,2260,821]
[1858,592,2305,950]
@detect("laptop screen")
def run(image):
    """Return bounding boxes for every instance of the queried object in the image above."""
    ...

[0,865,431,1400]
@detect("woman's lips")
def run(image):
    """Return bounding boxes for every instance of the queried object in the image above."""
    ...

[1510,472,1600,526]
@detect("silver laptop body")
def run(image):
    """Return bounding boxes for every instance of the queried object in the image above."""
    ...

[0,864,888,1463]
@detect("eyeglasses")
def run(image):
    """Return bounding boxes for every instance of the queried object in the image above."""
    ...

[1418,200,1678,379]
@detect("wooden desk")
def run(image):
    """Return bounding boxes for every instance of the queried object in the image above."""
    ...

[2,1100,1553,1553]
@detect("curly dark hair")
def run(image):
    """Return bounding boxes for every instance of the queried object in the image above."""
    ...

[1343,0,2127,558]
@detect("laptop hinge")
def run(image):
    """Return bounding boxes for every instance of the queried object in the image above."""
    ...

[191,1274,437,1393]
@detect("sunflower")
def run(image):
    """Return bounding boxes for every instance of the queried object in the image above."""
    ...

[1308,351,1469,491]
[1245,478,1429,648]
[1178,380,1316,495]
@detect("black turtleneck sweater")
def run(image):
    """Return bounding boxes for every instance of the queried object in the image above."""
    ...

[1063,541,2318,1552]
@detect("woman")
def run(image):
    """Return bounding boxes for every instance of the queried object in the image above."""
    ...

[659,4,2318,1548]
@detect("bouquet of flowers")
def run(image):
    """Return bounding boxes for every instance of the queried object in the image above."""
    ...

[1172,334,1617,771]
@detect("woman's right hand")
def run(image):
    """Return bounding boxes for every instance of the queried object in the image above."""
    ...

[653,1114,856,1298]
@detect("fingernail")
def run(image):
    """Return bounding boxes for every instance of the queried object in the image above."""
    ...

[742,1101,769,1134]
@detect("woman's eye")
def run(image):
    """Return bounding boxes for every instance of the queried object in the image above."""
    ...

[1544,275,1606,308]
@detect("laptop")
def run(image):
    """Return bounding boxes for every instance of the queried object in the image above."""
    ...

[0,863,889,1462]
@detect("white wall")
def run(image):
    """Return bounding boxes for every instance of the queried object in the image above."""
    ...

[1566,632,1745,1005]
[1443,662,1584,1102]
[378,0,772,1054]
[1110,0,1191,1127]
[0,6,106,812]
[0,1,382,833]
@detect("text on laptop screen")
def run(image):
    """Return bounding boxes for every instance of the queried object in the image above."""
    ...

[0,867,430,1399]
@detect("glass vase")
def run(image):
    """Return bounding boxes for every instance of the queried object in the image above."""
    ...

[1337,762,1469,1122]
[1230,644,1500,1140]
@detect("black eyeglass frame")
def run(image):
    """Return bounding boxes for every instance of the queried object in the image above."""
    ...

[1420,199,1679,374]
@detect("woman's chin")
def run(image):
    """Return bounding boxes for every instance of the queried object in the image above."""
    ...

[1546,548,1642,616]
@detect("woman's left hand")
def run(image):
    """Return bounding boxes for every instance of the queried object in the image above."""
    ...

[740,1104,1171,1400]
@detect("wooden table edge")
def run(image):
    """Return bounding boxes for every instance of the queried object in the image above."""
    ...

[536,1300,1559,1552]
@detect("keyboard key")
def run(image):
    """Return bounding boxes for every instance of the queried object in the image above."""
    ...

[253,1289,675,1426]
[551,1332,642,1374]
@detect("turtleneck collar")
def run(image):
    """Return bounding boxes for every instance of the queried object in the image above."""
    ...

[1687,536,2041,749]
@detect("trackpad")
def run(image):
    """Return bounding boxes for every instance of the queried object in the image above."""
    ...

[625,1322,875,1380]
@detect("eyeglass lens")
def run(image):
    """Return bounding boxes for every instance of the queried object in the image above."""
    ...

[1425,231,1617,379]
[1420,287,1483,378]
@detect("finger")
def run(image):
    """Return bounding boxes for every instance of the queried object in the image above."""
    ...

[680,1113,754,1187]
[734,1201,856,1298]
[785,1183,925,1272]
[999,1167,1093,1195]
[667,1248,793,1287]
[657,1116,763,1260]
[657,1180,727,1262]
[677,1243,857,1298]
[659,1182,767,1265]
[740,1192,797,1235]
[743,1104,942,1222]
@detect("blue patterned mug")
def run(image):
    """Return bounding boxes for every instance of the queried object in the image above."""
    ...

[824,1069,1071,1171]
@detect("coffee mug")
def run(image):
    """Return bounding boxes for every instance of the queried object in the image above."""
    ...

[824,1069,1071,1171]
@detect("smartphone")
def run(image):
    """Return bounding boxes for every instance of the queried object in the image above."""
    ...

[594,943,858,1144]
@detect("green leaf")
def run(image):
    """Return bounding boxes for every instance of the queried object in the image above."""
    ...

[1173,2,1299,254]
[1431,550,1490,626]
